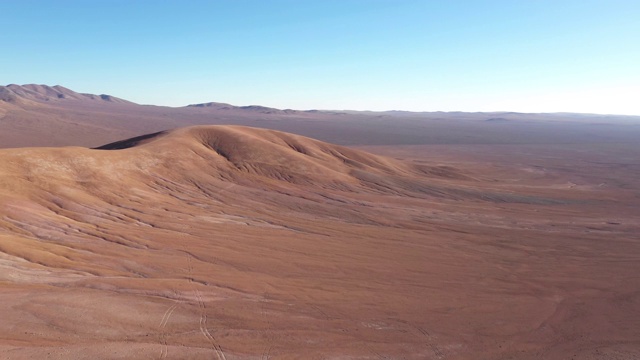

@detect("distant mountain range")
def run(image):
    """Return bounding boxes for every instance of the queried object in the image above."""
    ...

[1,84,639,149]
[0,84,132,105]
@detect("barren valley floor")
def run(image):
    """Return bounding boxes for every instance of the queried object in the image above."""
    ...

[0,124,638,359]
[1,86,640,359]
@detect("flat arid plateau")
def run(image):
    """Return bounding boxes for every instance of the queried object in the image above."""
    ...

[1,85,640,359]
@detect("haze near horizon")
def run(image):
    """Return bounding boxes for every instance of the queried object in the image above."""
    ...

[2,0,639,115]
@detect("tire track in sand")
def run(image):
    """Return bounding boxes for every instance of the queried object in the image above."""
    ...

[187,253,227,360]
[397,320,444,359]
[158,296,181,359]
[260,292,273,360]
[416,326,444,359]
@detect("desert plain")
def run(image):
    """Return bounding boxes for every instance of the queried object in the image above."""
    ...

[0,85,639,359]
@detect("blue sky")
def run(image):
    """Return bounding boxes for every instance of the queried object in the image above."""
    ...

[2,0,639,114]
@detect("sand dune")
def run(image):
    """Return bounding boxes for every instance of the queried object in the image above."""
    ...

[1,85,639,359]
[0,124,639,359]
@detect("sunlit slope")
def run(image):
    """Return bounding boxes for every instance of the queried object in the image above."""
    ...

[1,125,639,359]
[0,125,477,358]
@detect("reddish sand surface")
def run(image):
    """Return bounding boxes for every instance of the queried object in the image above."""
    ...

[1,85,640,359]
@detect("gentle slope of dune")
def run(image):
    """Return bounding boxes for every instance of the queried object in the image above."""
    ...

[0,125,639,359]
